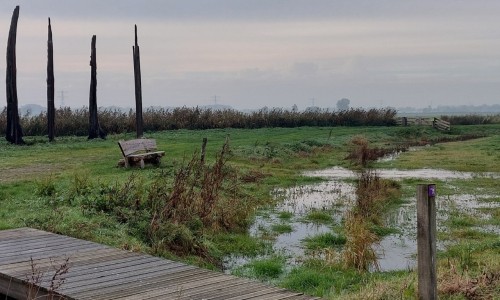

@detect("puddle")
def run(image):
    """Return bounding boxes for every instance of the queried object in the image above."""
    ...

[305,166,500,180]
[224,167,500,273]
[377,146,421,163]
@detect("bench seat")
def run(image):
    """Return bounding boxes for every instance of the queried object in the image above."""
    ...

[118,139,165,168]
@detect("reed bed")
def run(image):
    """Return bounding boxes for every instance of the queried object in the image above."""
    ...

[0,106,397,137]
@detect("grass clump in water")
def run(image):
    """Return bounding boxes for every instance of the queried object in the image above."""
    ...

[249,256,285,280]
[302,232,346,250]
[210,233,270,258]
[233,255,286,281]
[271,223,293,234]
[304,209,332,224]
[277,211,293,220]
[370,224,400,237]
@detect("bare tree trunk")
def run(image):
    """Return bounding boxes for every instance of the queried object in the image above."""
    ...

[5,6,24,145]
[88,35,106,139]
[47,18,55,142]
[133,25,143,138]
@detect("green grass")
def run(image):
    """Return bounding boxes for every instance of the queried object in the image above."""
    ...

[271,223,293,234]
[302,232,347,250]
[232,255,286,281]
[277,211,293,220]
[303,209,333,224]
[281,259,396,297]
[1,124,499,299]
[248,256,286,280]
[370,224,400,237]
[209,233,270,258]
[448,214,478,228]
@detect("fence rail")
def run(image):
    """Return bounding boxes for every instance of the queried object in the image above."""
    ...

[396,117,450,131]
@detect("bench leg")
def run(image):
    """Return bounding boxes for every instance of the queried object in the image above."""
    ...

[124,158,130,168]
[140,159,145,169]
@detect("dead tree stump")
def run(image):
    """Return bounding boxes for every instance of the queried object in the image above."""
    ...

[47,18,55,142]
[5,6,24,145]
[88,35,106,140]
[133,25,143,138]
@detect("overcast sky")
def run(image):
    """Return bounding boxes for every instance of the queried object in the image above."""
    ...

[1,0,500,110]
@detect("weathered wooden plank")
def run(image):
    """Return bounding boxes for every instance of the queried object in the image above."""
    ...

[13,255,155,284]
[57,258,174,285]
[179,281,276,300]
[0,227,50,239]
[60,264,193,295]
[3,248,133,275]
[99,269,223,300]
[248,290,304,300]
[135,276,246,300]
[0,228,316,300]
[204,282,282,300]
[0,232,68,245]
[109,272,232,300]
[0,241,106,261]
[80,269,211,299]
[0,235,95,253]
[223,287,293,300]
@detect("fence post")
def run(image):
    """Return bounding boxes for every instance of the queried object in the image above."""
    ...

[417,184,437,300]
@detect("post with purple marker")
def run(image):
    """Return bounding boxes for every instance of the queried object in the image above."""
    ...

[417,184,437,300]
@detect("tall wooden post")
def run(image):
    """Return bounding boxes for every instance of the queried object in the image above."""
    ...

[47,18,55,141]
[88,35,106,139]
[133,25,143,138]
[5,6,24,145]
[417,184,437,300]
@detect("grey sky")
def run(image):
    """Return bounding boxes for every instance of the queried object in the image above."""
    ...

[1,1,500,110]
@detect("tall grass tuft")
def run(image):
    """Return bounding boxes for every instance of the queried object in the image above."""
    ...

[341,161,401,271]
[342,212,379,272]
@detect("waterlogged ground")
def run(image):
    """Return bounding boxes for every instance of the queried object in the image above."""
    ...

[225,166,500,273]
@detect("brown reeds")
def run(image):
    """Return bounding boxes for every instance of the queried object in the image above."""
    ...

[438,262,500,299]
[147,138,253,261]
[0,106,397,137]
[341,156,401,272]
[342,212,379,272]
[345,135,406,167]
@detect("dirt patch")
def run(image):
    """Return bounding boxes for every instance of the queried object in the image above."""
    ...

[0,164,62,183]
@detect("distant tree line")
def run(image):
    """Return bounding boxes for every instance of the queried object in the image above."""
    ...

[0,106,397,137]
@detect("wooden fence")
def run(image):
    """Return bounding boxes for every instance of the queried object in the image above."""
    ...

[396,117,450,131]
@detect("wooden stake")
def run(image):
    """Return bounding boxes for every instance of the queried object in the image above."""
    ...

[417,184,437,300]
[201,137,208,164]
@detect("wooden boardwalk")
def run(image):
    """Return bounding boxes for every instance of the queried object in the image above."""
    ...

[0,228,317,300]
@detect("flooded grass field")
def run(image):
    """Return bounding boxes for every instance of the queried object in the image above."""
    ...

[226,166,500,274]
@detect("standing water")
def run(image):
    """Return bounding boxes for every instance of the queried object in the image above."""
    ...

[224,167,500,272]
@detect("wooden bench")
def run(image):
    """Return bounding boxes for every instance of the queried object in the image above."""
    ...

[118,139,165,168]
